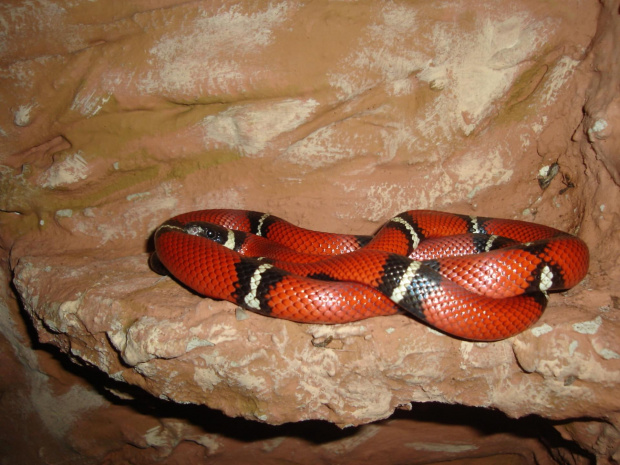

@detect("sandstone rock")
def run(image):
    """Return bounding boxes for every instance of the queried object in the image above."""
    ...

[1,0,619,463]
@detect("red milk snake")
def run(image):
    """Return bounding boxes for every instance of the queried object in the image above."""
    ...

[152,209,589,341]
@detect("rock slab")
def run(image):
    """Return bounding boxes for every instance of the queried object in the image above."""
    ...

[1,0,620,463]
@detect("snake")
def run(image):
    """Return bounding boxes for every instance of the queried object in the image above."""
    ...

[151,209,589,341]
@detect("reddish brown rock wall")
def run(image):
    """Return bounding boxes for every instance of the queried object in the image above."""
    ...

[1,0,619,463]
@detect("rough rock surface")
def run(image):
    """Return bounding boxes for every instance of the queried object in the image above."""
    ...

[1,0,619,463]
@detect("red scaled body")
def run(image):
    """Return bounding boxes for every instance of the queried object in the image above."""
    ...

[153,209,589,341]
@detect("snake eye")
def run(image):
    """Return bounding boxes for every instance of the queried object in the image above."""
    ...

[185,222,229,244]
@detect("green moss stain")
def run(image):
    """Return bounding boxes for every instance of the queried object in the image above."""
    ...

[501,64,549,121]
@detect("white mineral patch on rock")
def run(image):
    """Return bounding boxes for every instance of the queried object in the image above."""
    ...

[201,99,319,156]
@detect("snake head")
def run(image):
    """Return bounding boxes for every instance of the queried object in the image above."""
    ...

[183,221,231,245]
[155,218,247,252]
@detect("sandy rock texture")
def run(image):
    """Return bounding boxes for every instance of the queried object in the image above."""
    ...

[1,0,619,463]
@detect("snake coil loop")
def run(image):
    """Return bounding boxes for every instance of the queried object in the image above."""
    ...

[152,209,589,341]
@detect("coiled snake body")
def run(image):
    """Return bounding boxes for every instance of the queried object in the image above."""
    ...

[152,209,589,341]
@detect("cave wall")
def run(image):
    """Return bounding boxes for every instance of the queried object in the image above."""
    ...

[1,1,619,463]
